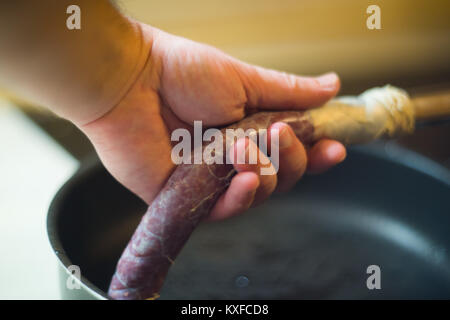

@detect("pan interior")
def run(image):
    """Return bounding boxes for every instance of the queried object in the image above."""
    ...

[52,149,450,299]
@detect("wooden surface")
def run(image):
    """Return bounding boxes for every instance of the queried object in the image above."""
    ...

[0,100,78,299]
[413,90,450,122]
[122,0,450,87]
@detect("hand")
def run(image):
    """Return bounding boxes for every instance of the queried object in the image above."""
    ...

[81,24,346,221]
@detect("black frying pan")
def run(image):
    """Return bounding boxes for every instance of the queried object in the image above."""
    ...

[47,143,450,299]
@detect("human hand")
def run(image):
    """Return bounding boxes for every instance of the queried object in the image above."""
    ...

[81,23,346,221]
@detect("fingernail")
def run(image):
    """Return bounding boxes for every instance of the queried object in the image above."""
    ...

[246,187,257,209]
[316,72,338,90]
[329,143,346,163]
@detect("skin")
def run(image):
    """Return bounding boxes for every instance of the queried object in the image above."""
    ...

[0,1,346,221]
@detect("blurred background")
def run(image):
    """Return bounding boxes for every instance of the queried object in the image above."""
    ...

[0,0,449,298]
[2,0,449,163]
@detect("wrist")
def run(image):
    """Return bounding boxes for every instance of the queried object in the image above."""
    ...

[69,19,154,126]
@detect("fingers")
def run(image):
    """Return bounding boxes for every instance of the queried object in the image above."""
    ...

[269,122,308,193]
[231,138,278,207]
[208,122,309,221]
[235,60,340,110]
[209,135,347,221]
[208,171,259,221]
[208,129,346,221]
[208,138,277,221]
[307,139,346,174]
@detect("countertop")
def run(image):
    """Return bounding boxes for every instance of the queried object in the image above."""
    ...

[0,100,78,299]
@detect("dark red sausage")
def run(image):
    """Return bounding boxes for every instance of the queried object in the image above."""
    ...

[108,111,314,300]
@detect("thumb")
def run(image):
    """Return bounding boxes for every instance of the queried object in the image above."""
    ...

[234,61,340,110]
